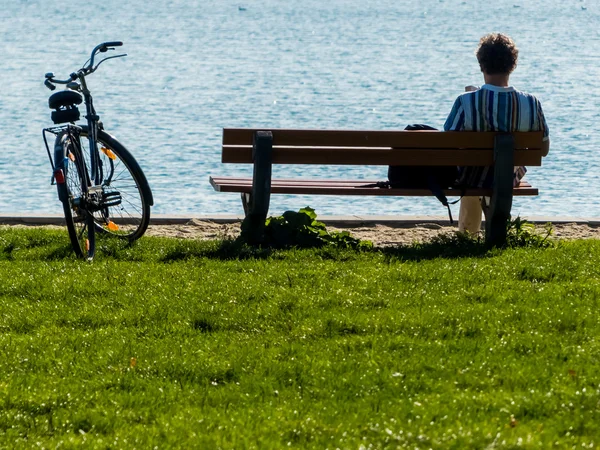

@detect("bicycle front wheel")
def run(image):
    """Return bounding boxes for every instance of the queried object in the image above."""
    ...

[79,127,152,241]
[54,132,96,259]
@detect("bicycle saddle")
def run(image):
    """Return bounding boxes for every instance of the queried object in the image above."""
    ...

[48,90,83,110]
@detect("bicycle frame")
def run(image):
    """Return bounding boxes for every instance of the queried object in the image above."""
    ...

[78,74,102,186]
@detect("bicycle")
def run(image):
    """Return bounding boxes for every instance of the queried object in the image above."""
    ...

[43,41,153,260]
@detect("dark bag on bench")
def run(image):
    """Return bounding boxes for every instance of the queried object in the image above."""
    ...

[386,124,461,222]
[387,165,458,190]
[387,124,458,189]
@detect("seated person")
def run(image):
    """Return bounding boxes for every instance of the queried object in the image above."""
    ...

[444,33,550,234]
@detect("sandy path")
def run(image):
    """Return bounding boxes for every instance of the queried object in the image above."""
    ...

[142,220,600,247]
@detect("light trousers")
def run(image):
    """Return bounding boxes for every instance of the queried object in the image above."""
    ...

[458,196,483,234]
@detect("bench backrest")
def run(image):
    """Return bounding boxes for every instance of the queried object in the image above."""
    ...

[222,129,544,166]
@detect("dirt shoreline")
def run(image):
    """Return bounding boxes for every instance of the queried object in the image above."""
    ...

[5,221,599,247]
[140,220,600,247]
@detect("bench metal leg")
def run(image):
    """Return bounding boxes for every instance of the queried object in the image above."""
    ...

[241,131,273,244]
[484,134,515,247]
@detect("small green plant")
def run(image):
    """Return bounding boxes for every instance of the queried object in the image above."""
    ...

[506,216,554,248]
[260,207,372,250]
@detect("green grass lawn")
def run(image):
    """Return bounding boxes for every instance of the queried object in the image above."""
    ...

[0,227,599,449]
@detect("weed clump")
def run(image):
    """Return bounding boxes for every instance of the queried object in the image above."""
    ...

[241,207,372,250]
[429,217,554,251]
[385,218,555,261]
[505,216,554,248]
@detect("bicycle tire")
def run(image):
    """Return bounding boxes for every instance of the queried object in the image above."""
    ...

[79,127,152,242]
[54,132,96,259]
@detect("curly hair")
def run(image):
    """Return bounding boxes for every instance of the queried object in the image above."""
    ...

[476,33,519,75]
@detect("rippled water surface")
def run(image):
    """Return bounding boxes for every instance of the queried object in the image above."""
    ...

[1,0,599,217]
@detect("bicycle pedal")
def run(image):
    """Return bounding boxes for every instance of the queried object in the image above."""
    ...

[101,191,122,208]
[102,191,120,199]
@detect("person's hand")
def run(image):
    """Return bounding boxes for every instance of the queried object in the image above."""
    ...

[465,85,479,92]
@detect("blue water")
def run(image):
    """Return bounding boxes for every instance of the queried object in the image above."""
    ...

[2,0,599,217]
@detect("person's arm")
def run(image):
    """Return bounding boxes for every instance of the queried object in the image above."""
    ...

[537,99,550,156]
[444,96,465,131]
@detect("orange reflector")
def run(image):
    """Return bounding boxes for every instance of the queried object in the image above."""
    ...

[54,169,65,184]
[85,239,90,251]
[68,152,75,162]
[107,221,119,231]
[101,147,117,160]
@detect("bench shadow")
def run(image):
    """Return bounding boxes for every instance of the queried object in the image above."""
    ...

[159,233,491,262]
[377,235,490,262]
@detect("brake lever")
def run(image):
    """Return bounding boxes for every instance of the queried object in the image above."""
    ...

[92,53,127,71]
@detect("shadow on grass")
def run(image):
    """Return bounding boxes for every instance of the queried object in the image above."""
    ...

[0,219,553,263]
[0,228,75,261]
[160,233,491,262]
[160,239,275,262]
[180,226,552,263]
[21,233,483,263]
[379,232,491,262]
[192,219,555,262]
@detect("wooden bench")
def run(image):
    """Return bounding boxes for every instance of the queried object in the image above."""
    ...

[210,128,544,246]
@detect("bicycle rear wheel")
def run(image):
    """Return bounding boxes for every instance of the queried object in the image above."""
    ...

[79,127,152,241]
[54,132,96,259]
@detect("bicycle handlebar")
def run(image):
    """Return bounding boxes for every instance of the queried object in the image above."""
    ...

[89,41,123,68]
[44,41,125,90]
[101,41,123,49]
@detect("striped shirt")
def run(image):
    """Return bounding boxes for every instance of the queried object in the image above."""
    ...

[443,84,549,187]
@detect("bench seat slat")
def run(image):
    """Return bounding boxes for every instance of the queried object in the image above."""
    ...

[212,177,534,188]
[209,176,538,197]
[221,147,544,166]
[223,128,544,149]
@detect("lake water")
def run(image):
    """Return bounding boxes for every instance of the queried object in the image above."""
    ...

[1,0,599,218]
